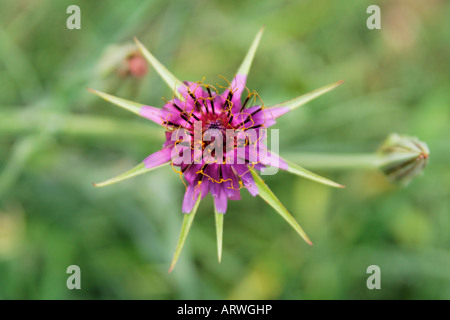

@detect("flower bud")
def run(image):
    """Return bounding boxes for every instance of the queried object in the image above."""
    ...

[378,133,429,185]
[97,43,147,78]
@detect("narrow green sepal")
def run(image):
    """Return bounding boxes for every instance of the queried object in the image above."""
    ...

[268,80,344,111]
[169,194,202,273]
[250,168,312,245]
[214,208,224,263]
[134,37,185,100]
[284,158,345,188]
[88,88,145,116]
[236,26,265,76]
[93,162,169,187]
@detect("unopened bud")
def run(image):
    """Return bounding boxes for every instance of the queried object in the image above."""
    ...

[377,133,429,185]
[126,53,147,78]
[97,43,147,78]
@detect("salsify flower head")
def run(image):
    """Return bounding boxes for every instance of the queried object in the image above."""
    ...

[90,27,345,271]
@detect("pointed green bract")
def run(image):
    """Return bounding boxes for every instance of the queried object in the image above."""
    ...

[268,80,344,111]
[250,168,312,245]
[169,194,202,273]
[88,88,144,116]
[93,162,169,187]
[283,158,345,188]
[236,26,265,76]
[214,208,224,263]
[134,37,184,100]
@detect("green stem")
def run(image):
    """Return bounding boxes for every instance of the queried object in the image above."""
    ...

[284,152,420,171]
[284,152,380,170]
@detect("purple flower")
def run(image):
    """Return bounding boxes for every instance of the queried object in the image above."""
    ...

[143,77,292,215]
[90,27,344,271]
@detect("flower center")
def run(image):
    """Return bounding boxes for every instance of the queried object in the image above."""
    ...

[206,120,223,130]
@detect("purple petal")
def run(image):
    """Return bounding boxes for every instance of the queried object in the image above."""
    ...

[221,74,247,113]
[214,187,228,214]
[222,165,241,200]
[139,106,166,125]
[178,81,208,106]
[226,187,241,200]
[232,106,276,128]
[143,147,173,168]
[163,131,175,148]
[265,106,290,120]
[205,164,221,197]
[184,164,203,185]
[182,184,200,213]
[257,148,289,170]
[200,177,211,199]
[232,164,259,196]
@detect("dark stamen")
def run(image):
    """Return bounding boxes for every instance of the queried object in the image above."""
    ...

[188,90,202,112]
[191,113,200,121]
[181,164,190,173]
[250,107,262,117]
[241,107,262,126]
[206,86,215,115]
[163,120,182,128]
[179,113,194,126]
[172,103,183,113]
[202,98,209,114]
[224,91,233,116]
[240,94,252,112]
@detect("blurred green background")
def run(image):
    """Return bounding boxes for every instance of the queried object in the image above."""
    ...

[0,0,449,299]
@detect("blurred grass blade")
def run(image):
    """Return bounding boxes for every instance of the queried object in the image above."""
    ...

[93,162,169,187]
[283,158,345,188]
[169,195,202,273]
[134,37,184,100]
[268,80,344,111]
[88,88,145,116]
[236,26,265,76]
[250,168,312,245]
[0,136,42,197]
[214,208,224,263]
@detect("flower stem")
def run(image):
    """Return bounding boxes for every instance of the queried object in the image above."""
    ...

[284,152,380,170]
[284,152,419,171]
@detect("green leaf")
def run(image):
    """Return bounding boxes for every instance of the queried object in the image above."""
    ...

[236,26,265,76]
[93,162,169,187]
[214,208,224,263]
[283,158,345,188]
[134,37,184,100]
[268,80,344,111]
[88,88,145,116]
[250,168,312,245]
[169,195,202,273]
